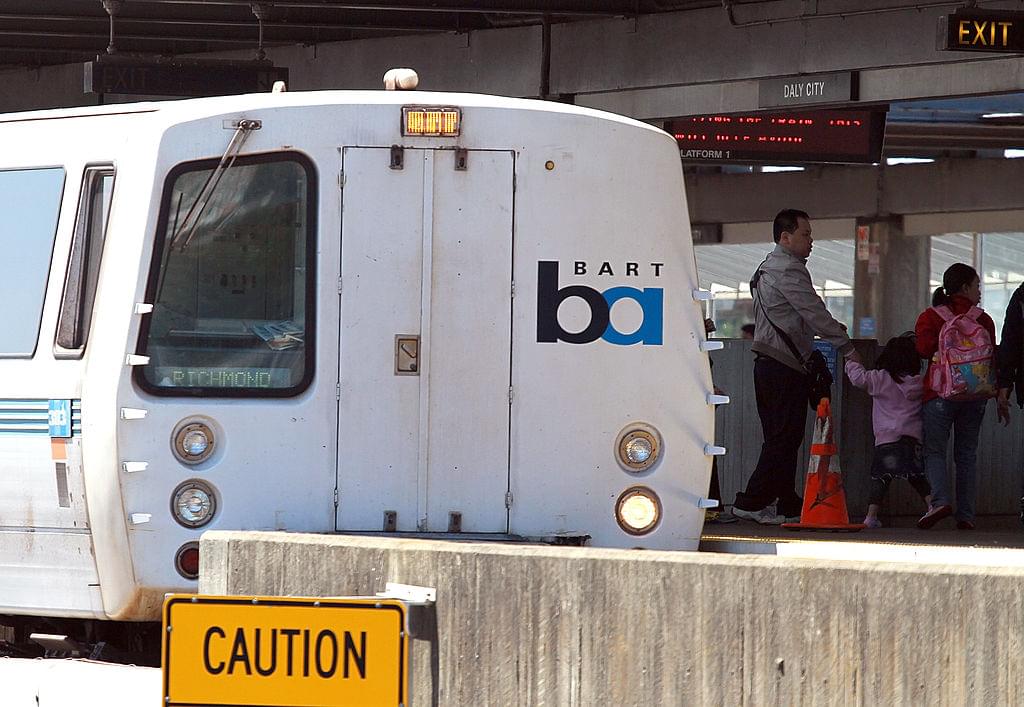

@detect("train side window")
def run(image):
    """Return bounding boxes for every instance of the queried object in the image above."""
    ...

[0,167,65,358]
[55,166,114,356]
[135,153,316,397]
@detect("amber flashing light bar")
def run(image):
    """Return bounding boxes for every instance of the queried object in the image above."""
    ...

[402,106,461,137]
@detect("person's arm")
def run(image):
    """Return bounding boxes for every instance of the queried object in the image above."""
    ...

[845,359,887,395]
[996,290,1022,393]
[782,263,853,356]
[996,293,1020,424]
[915,309,938,360]
[845,359,867,388]
[990,298,1019,424]
[981,311,998,344]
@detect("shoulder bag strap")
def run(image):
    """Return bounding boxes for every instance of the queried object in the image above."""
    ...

[752,267,807,369]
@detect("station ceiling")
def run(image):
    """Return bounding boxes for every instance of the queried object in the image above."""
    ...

[0,0,715,70]
[3,1,1022,152]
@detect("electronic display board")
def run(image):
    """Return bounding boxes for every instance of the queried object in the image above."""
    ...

[85,59,288,97]
[668,109,886,164]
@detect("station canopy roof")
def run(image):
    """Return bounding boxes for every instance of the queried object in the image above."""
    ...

[0,0,716,70]
[4,2,1023,150]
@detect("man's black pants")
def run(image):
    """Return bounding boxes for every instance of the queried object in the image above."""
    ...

[734,354,807,517]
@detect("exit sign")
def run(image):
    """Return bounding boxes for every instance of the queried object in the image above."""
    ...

[84,59,288,97]
[938,10,1024,52]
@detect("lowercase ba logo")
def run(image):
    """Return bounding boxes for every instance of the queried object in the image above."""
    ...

[535,261,663,345]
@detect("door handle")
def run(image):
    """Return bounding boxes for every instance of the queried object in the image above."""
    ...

[395,335,419,375]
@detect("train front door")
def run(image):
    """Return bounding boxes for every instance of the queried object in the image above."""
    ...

[336,147,514,533]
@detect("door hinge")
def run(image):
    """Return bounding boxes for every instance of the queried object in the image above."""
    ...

[337,276,343,294]
[338,170,345,189]
[390,145,404,170]
[505,491,514,509]
[512,172,517,193]
[508,386,514,404]
[511,280,515,298]
[336,382,341,400]
[333,488,339,506]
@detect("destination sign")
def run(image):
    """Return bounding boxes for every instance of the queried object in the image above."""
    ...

[162,595,408,707]
[84,59,288,97]
[938,10,1024,52]
[151,366,293,389]
[758,72,857,109]
[668,109,886,164]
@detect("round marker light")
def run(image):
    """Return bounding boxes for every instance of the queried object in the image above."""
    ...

[171,480,217,528]
[172,421,216,464]
[615,486,661,535]
[624,437,653,464]
[615,423,662,473]
[182,429,209,456]
[174,542,200,580]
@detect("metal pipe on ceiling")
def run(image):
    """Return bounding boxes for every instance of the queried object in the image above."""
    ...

[721,0,1007,28]
[0,13,433,33]
[885,121,1024,149]
[128,0,632,17]
[0,28,300,45]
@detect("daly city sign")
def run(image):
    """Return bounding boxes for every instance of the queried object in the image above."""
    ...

[162,595,408,707]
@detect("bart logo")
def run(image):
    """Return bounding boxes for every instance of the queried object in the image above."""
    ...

[535,261,663,345]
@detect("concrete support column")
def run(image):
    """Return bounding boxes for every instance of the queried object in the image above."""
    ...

[853,216,929,343]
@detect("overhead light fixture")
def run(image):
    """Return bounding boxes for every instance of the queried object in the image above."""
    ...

[982,112,1024,119]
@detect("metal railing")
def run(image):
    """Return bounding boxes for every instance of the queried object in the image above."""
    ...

[710,339,1022,518]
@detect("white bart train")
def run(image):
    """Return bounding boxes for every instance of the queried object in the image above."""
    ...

[0,84,717,641]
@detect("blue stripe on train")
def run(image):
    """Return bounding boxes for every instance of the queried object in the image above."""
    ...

[0,399,81,437]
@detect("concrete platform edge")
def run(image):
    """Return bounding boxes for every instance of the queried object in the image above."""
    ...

[200,530,1024,705]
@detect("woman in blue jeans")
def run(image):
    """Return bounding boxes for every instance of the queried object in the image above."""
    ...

[914,263,996,530]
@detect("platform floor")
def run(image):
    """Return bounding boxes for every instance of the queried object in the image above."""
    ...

[700,515,1024,566]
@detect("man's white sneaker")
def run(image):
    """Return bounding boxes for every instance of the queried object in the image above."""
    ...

[732,506,786,525]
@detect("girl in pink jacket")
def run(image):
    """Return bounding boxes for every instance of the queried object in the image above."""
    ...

[845,334,931,528]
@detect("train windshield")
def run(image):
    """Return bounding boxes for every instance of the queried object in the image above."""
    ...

[137,154,315,396]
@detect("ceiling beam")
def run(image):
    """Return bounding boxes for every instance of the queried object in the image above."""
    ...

[118,0,635,17]
[686,157,1024,225]
[0,13,439,33]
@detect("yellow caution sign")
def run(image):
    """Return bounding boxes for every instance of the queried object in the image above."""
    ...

[162,595,408,707]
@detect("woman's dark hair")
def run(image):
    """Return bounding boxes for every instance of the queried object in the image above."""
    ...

[875,334,921,384]
[932,262,979,306]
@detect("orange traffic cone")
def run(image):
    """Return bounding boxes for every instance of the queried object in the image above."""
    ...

[782,398,865,532]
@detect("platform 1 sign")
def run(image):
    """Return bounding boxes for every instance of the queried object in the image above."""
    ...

[938,10,1024,52]
[162,595,408,707]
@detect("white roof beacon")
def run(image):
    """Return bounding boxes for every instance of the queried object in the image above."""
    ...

[383,68,419,90]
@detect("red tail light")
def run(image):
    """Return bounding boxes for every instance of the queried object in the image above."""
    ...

[174,541,200,580]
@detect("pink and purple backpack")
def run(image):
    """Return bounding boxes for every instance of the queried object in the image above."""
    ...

[927,305,996,401]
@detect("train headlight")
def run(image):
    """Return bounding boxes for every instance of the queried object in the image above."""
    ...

[625,437,653,464]
[615,423,662,473]
[615,486,661,535]
[172,421,215,464]
[171,480,217,528]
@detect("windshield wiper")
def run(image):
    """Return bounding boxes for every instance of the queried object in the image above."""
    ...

[169,118,262,251]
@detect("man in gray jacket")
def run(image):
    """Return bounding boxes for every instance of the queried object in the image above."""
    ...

[732,209,858,524]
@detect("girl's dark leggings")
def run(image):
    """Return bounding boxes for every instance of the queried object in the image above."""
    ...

[869,475,931,507]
